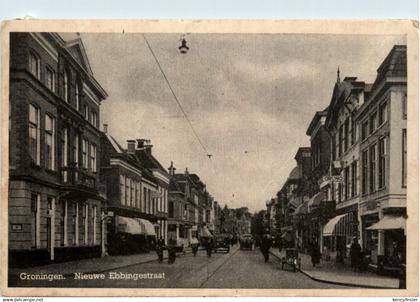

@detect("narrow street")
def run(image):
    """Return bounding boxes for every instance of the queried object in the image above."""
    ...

[9,247,345,288]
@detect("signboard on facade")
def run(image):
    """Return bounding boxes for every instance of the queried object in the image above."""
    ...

[318,175,344,187]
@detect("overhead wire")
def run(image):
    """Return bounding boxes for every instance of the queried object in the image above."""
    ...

[142,34,210,157]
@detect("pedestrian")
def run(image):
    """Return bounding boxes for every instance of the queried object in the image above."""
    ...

[156,237,165,263]
[260,232,272,262]
[205,238,213,257]
[191,236,199,257]
[310,239,321,267]
[350,237,362,272]
[167,237,177,264]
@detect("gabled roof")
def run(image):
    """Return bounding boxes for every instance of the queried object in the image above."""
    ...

[65,37,94,76]
[306,109,328,136]
[133,150,169,178]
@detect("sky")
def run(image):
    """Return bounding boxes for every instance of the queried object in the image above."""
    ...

[80,33,405,213]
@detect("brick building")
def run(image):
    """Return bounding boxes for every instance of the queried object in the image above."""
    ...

[9,33,107,266]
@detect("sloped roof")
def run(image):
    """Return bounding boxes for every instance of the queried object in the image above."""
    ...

[59,33,93,76]
[288,166,300,180]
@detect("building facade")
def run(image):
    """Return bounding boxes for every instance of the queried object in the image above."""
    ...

[355,45,407,267]
[9,33,107,266]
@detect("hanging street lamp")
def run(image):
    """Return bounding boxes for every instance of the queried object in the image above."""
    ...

[178,37,189,54]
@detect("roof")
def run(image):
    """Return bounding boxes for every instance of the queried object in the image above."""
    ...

[288,166,300,180]
[306,109,328,136]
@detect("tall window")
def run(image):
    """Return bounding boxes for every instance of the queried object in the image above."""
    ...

[130,181,134,207]
[90,144,97,172]
[402,94,407,120]
[45,115,55,170]
[369,111,377,134]
[82,139,88,169]
[93,205,97,245]
[73,134,79,166]
[46,67,56,92]
[351,161,357,197]
[379,102,388,125]
[125,177,130,206]
[75,82,80,111]
[344,118,349,152]
[402,129,407,187]
[31,193,40,248]
[64,70,70,103]
[135,182,140,208]
[61,127,68,182]
[120,175,126,205]
[84,105,89,120]
[369,144,377,193]
[350,116,356,146]
[361,120,369,141]
[338,125,343,156]
[378,138,386,189]
[29,51,40,79]
[344,166,350,200]
[362,150,368,195]
[29,104,40,164]
[91,111,98,128]
[168,201,174,218]
[143,187,147,212]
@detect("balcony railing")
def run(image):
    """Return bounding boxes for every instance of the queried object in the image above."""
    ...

[61,164,96,190]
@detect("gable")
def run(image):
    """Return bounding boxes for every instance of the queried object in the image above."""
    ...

[65,38,93,75]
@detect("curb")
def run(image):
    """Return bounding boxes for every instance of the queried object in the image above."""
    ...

[269,251,398,289]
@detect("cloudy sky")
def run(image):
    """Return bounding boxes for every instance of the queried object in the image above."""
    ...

[81,33,405,212]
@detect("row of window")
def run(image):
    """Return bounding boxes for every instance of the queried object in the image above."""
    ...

[30,193,98,249]
[29,50,99,129]
[29,103,97,174]
[119,175,168,215]
[361,137,388,195]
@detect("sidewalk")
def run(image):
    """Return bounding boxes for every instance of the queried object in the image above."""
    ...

[270,249,400,289]
[9,247,192,277]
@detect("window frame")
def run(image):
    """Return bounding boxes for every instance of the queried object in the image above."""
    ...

[29,50,41,79]
[29,103,41,165]
[45,114,55,171]
[45,66,56,93]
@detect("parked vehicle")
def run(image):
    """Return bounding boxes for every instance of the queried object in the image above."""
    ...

[239,234,254,250]
[281,248,301,272]
[213,234,230,253]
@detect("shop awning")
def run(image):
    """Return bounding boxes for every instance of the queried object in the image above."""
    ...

[117,217,145,235]
[199,226,213,238]
[138,218,157,236]
[322,213,352,236]
[366,215,406,231]
[308,191,326,210]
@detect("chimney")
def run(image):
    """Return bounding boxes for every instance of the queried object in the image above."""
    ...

[168,161,176,176]
[127,140,136,154]
[136,139,152,154]
[185,167,189,175]
[103,124,108,134]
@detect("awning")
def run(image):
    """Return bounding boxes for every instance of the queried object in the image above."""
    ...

[138,218,157,236]
[117,217,145,235]
[198,226,213,238]
[308,191,326,210]
[366,215,406,231]
[322,213,353,236]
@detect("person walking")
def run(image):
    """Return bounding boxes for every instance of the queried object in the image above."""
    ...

[260,232,272,262]
[350,237,362,272]
[310,239,321,267]
[156,237,165,263]
[191,236,199,257]
[205,237,213,257]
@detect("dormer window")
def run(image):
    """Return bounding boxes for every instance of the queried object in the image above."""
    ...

[29,51,40,79]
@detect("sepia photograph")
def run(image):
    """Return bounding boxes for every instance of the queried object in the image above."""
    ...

[1,20,418,297]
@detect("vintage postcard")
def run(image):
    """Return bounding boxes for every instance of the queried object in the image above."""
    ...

[0,20,418,297]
